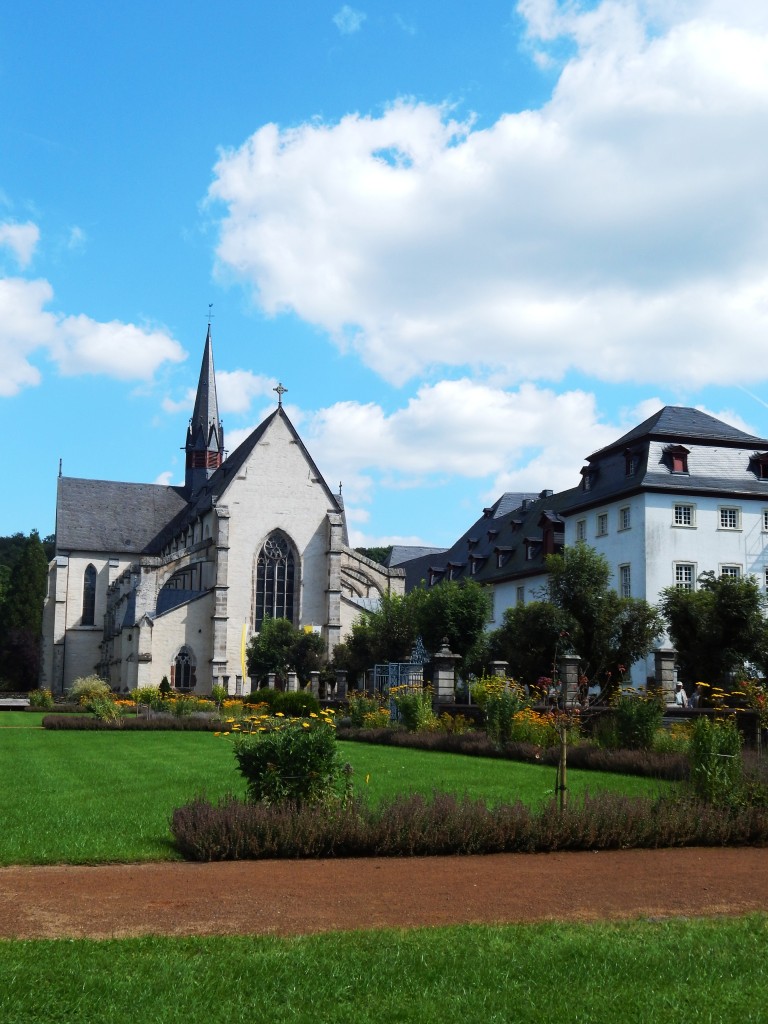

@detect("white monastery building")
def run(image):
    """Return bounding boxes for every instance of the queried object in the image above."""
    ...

[396,407,768,686]
[40,329,404,694]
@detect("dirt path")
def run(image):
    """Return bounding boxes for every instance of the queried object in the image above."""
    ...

[0,847,766,939]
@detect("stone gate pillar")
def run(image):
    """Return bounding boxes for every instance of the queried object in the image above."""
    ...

[653,649,677,705]
[432,638,460,704]
[558,654,581,706]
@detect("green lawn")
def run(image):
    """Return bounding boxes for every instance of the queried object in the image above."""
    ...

[1,918,766,1023]
[0,727,674,864]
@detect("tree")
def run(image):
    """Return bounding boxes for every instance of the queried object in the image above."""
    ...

[489,601,573,687]
[247,618,300,687]
[331,592,417,682]
[659,572,768,686]
[412,579,491,667]
[0,531,49,689]
[546,543,663,689]
[246,619,327,688]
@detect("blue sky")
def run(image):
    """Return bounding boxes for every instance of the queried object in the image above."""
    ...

[3,0,768,548]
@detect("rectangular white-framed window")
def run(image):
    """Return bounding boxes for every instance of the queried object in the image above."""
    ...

[673,503,695,528]
[720,564,742,579]
[618,506,631,531]
[516,586,525,606]
[576,519,587,542]
[596,512,608,537]
[674,562,696,590]
[763,509,768,532]
[487,588,496,624]
[618,563,631,598]
[718,506,741,531]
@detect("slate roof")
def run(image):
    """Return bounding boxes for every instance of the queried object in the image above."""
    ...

[156,406,345,545]
[56,477,188,554]
[56,406,347,558]
[590,406,767,457]
[397,489,576,592]
[565,406,768,515]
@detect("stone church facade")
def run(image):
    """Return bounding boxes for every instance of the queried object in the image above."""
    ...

[40,329,404,694]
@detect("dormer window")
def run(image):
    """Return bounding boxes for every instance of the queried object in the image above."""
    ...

[580,466,598,491]
[447,562,465,581]
[467,536,478,551]
[664,444,690,474]
[624,448,640,477]
[470,554,487,576]
[487,528,498,543]
[428,567,445,587]
[750,453,768,480]
[494,547,512,569]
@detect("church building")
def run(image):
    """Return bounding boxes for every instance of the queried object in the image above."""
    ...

[40,329,404,694]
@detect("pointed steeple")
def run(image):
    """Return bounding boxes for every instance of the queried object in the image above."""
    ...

[184,324,225,496]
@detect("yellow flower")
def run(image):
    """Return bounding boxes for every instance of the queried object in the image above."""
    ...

[275,712,285,718]
[302,722,310,728]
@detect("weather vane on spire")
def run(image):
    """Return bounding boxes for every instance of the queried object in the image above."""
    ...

[207,303,214,325]
[274,382,288,406]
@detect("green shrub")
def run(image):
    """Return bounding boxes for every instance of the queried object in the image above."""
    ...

[88,695,123,724]
[211,684,227,708]
[244,688,320,717]
[611,691,664,751]
[233,717,350,806]
[689,716,743,806]
[28,688,54,710]
[390,685,435,731]
[159,676,172,695]
[471,677,529,745]
[68,675,112,706]
[346,691,387,727]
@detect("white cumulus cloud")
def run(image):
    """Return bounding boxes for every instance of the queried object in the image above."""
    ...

[209,1,768,391]
[0,222,39,268]
[0,272,185,397]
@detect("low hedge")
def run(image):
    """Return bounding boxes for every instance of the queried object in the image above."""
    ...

[42,714,220,731]
[243,688,320,717]
[337,726,689,782]
[171,790,768,861]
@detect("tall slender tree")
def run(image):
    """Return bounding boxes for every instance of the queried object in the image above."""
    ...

[0,531,49,689]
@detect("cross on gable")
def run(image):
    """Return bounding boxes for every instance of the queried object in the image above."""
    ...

[274,382,288,406]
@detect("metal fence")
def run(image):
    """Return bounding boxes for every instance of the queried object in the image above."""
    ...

[372,662,425,696]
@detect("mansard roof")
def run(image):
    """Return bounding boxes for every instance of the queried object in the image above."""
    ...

[55,477,188,554]
[565,406,768,515]
[397,488,575,591]
[590,406,767,458]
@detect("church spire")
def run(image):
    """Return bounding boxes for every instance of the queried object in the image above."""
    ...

[184,324,225,496]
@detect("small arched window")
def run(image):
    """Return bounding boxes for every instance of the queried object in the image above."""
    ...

[82,564,97,626]
[172,647,196,691]
[254,533,296,629]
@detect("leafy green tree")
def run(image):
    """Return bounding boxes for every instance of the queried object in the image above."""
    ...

[413,579,491,669]
[354,546,393,566]
[246,619,327,688]
[546,543,663,689]
[489,601,573,687]
[331,592,417,683]
[247,618,301,687]
[659,571,768,686]
[0,531,49,689]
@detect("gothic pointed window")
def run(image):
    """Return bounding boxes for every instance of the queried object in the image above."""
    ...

[254,533,296,629]
[172,646,196,690]
[82,564,96,626]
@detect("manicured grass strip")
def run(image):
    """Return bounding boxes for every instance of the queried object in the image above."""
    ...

[0,712,45,728]
[1,918,767,1023]
[0,730,674,865]
[345,742,674,806]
